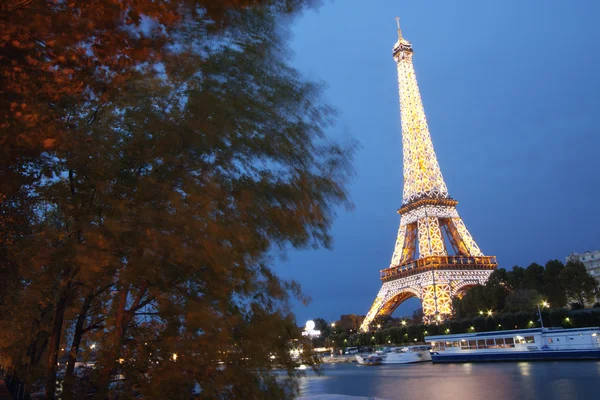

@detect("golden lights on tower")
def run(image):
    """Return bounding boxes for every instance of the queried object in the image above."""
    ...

[360,19,497,332]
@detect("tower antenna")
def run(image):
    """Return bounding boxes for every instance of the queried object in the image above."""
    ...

[395,16,403,40]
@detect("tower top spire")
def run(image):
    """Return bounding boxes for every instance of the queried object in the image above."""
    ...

[395,16,403,40]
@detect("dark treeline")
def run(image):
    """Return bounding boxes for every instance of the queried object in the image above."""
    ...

[337,307,600,347]
[453,259,598,317]
[311,260,599,349]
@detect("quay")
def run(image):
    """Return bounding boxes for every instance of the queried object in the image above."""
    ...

[320,355,356,364]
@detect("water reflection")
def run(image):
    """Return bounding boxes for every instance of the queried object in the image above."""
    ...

[299,362,600,400]
[517,362,531,376]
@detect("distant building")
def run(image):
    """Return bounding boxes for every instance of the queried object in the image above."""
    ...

[567,250,600,280]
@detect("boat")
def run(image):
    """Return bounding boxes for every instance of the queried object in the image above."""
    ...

[355,354,383,366]
[425,327,600,363]
[381,345,432,364]
[358,345,431,365]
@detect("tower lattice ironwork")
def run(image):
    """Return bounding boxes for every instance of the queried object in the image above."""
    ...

[360,19,497,332]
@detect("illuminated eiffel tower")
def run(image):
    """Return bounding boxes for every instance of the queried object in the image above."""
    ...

[360,19,497,332]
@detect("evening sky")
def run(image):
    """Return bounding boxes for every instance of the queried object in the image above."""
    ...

[276,0,600,323]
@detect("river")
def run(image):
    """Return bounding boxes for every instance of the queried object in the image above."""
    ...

[298,361,600,400]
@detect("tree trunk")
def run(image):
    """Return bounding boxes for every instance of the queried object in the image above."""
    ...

[62,293,93,400]
[94,283,149,399]
[93,287,129,400]
[44,292,69,399]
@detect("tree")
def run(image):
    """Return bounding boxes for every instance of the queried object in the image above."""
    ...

[454,285,489,318]
[507,266,525,290]
[542,259,567,308]
[486,268,509,287]
[453,275,510,319]
[561,261,598,307]
[522,263,545,293]
[504,289,542,313]
[485,269,510,311]
[0,2,354,399]
[1,0,314,167]
[410,308,424,325]
[310,318,331,347]
[337,315,364,334]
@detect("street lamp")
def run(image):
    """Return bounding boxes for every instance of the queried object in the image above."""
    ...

[377,324,381,329]
[537,301,550,328]
[401,320,407,326]
[487,310,493,317]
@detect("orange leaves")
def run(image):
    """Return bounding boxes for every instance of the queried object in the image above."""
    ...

[43,138,56,149]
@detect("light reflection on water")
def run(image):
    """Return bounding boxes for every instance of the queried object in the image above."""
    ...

[298,362,600,400]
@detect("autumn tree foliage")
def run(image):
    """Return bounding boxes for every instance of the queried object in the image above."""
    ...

[0,1,351,399]
[1,0,310,155]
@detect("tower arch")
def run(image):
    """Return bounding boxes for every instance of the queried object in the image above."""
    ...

[379,290,419,316]
[454,282,479,299]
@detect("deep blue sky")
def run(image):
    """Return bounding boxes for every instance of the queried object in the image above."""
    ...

[275,0,600,324]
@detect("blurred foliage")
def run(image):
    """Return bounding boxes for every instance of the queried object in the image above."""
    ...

[0,1,354,399]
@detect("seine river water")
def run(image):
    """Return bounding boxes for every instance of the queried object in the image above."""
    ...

[297,362,600,400]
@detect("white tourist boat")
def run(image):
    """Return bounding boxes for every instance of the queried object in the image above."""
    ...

[354,354,383,366]
[357,345,431,365]
[425,327,600,363]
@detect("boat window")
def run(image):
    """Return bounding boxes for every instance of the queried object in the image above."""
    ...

[460,340,469,349]
[468,340,477,349]
[453,341,460,348]
[525,336,535,344]
[495,338,505,347]
[548,338,553,344]
[514,337,525,344]
[477,339,486,349]
[486,339,495,347]
[505,337,514,347]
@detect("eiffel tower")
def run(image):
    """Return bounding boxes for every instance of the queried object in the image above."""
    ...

[360,19,497,332]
